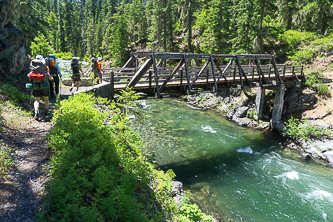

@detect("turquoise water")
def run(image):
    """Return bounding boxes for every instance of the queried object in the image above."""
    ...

[130,98,333,222]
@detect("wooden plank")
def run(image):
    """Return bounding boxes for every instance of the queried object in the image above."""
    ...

[210,54,217,92]
[215,58,233,87]
[184,54,191,94]
[152,54,161,98]
[160,59,185,92]
[190,60,210,89]
[127,58,153,87]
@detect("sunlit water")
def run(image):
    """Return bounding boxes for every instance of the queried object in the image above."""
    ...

[130,98,333,221]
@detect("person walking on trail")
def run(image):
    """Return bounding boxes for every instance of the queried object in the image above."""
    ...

[92,57,104,84]
[27,55,53,119]
[70,57,84,91]
[48,54,62,98]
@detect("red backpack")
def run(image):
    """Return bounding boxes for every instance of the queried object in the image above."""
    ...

[29,59,46,82]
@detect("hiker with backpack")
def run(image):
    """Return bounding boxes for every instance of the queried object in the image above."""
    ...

[27,55,53,119]
[91,57,104,84]
[47,55,62,98]
[70,57,84,91]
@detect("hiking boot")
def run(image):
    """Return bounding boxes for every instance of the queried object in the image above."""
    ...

[69,87,73,91]
[34,110,39,120]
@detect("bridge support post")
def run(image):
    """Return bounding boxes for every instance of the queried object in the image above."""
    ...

[110,72,114,100]
[255,87,265,119]
[270,84,286,130]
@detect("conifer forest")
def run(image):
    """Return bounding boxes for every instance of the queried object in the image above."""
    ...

[12,0,333,66]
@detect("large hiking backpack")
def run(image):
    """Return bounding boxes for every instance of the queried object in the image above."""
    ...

[71,59,80,74]
[30,59,45,75]
[91,58,98,71]
[29,59,46,83]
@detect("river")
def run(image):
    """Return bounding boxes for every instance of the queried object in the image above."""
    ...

[130,98,333,221]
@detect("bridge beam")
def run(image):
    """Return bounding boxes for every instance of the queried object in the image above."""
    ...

[255,87,265,119]
[270,84,286,130]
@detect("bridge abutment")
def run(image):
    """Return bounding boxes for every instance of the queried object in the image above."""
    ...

[270,84,286,130]
[255,87,265,119]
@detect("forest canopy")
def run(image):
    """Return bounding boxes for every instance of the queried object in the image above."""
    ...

[11,0,333,65]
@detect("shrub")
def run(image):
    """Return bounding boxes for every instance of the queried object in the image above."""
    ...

[283,116,331,141]
[288,49,316,64]
[30,31,54,57]
[0,145,12,176]
[304,73,321,89]
[279,30,317,49]
[44,92,212,221]
[54,52,74,60]
[0,83,29,104]
[317,84,331,97]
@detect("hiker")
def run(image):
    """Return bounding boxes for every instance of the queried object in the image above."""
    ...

[91,57,104,84]
[47,54,62,98]
[27,55,53,119]
[70,57,84,91]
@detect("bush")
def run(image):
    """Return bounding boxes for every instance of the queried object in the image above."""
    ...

[288,49,316,64]
[304,73,321,89]
[279,30,317,49]
[283,116,331,141]
[44,92,212,221]
[0,83,29,104]
[317,84,331,97]
[54,52,74,60]
[30,31,54,57]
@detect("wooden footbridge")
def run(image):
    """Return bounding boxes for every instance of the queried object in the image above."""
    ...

[103,51,306,98]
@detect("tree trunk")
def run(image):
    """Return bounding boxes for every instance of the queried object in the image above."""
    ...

[188,1,192,52]
[81,0,86,56]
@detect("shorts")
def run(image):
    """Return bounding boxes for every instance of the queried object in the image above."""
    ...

[71,74,81,81]
[93,70,102,78]
[32,87,50,97]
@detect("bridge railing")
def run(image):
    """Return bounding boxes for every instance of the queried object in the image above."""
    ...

[103,61,305,95]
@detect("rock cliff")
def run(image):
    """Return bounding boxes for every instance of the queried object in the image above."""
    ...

[0,1,26,78]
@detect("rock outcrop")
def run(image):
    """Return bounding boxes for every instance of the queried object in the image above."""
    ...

[0,1,26,78]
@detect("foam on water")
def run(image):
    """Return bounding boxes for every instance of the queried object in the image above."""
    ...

[237,146,253,154]
[136,100,152,109]
[274,170,299,180]
[201,125,217,133]
[305,190,333,201]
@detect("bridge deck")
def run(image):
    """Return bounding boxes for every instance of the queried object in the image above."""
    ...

[104,52,306,97]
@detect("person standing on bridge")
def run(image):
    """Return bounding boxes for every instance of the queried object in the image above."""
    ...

[70,57,84,92]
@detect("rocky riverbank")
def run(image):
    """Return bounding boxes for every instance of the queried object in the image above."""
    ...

[183,84,333,166]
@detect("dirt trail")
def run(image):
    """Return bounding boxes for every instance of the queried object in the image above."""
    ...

[0,85,88,221]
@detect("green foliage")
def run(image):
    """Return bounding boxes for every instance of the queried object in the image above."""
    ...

[283,116,331,141]
[248,109,257,119]
[311,34,333,53]
[53,52,73,60]
[288,49,316,64]
[30,31,54,57]
[0,83,29,104]
[304,73,321,88]
[279,30,317,47]
[175,195,212,222]
[117,87,141,115]
[317,84,331,97]
[109,8,130,67]
[45,92,211,221]
[304,73,331,97]
[0,145,12,176]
